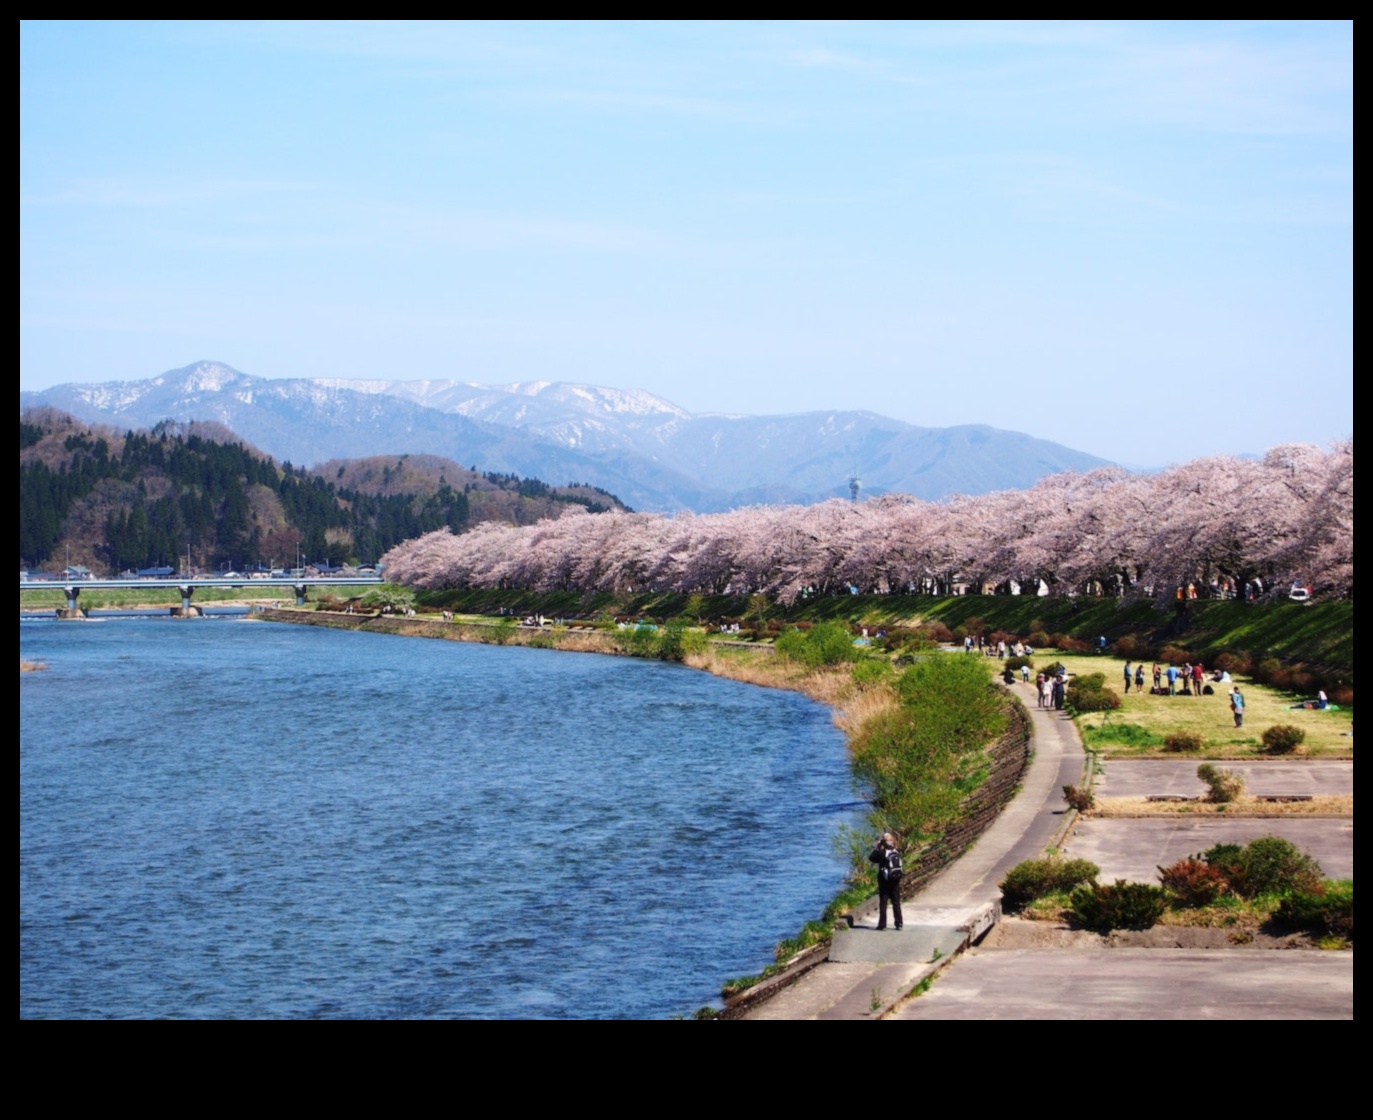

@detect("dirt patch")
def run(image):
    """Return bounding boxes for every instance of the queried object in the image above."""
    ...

[1092,794,1352,818]
[982,916,1321,950]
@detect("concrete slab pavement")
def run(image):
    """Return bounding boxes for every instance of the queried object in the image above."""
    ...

[1099,759,1353,798]
[888,948,1353,1020]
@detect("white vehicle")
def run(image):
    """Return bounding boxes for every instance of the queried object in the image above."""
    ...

[1288,581,1311,602]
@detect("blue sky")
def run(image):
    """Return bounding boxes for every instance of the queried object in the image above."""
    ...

[20,20,1352,465]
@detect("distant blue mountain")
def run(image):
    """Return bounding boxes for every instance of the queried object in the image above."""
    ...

[23,361,1112,512]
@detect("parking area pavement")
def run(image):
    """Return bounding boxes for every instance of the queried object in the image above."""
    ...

[1099,759,1353,798]
[889,948,1353,1020]
[1065,817,1354,882]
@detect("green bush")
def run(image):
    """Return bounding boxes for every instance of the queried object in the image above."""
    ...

[999,858,1100,911]
[1069,880,1167,931]
[1261,724,1307,754]
[1197,763,1245,803]
[656,622,707,662]
[896,654,1006,754]
[851,658,895,690]
[1273,880,1353,938]
[1203,837,1323,899]
[775,621,857,666]
[1066,672,1121,713]
[1233,836,1324,898]
[1164,732,1203,752]
[1005,655,1033,673]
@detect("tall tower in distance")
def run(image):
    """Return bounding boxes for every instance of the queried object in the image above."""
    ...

[849,474,862,502]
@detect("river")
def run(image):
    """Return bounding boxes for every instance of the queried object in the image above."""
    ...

[20,615,860,1018]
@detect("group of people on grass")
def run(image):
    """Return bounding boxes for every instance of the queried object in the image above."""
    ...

[1123,659,1219,697]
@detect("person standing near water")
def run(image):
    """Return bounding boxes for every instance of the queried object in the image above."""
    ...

[869,832,904,931]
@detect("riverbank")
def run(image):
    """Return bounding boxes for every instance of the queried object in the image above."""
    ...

[259,606,1031,1016]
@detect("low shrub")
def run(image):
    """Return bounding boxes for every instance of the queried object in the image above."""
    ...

[1005,655,1034,673]
[1158,857,1228,907]
[999,858,1100,911]
[1164,732,1204,752]
[1197,763,1244,803]
[1063,784,1095,812]
[1066,673,1121,713]
[1273,880,1353,939]
[851,658,895,690]
[1112,634,1150,659]
[1231,836,1324,898]
[1255,657,1284,684]
[1203,838,1323,899]
[1262,724,1307,754]
[1331,687,1354,706]
[1213,651,1253,675]
[775,621,857,666]
[922,621,955,644]
[1026,629,1051,648]
[1157,645,1191,665]
[1287,670,1314,693]
[1069,880,1168,932]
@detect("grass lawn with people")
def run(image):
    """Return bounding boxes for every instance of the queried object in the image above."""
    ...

[1014,651,1352,758]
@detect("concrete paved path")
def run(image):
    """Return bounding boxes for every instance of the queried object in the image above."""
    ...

[740,691,1083,1019]
[888,948,1353,1020]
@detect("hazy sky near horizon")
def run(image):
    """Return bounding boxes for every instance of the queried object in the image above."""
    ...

[21,20,1351,466]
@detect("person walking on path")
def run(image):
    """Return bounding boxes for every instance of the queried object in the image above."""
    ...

[869,832,904,931]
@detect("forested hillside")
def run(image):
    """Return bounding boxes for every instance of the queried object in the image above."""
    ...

[19,410,625,575]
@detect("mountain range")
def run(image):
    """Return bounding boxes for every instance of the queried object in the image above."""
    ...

[22,362,1112,513]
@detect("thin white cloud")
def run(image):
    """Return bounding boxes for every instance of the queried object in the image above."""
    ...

[20,178,317,209]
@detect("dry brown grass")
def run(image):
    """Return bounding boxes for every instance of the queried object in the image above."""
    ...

[1091,794,1352,818]
[685,648,900,738]
[549,630,616,653]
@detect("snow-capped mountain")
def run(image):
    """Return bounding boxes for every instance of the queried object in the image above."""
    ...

[22,362,1112,512]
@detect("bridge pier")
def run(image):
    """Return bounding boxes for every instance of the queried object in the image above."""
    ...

[175,584,200,619]
[295,583,309,607]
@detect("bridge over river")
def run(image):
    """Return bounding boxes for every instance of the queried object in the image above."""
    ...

[19,576,383,615]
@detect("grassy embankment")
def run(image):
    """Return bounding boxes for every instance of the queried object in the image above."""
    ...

[416,589,1352,678]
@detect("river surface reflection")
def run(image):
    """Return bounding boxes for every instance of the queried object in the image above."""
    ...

[20,616,860,1018]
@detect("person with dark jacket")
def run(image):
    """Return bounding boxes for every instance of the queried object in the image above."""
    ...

[869,832,904,931]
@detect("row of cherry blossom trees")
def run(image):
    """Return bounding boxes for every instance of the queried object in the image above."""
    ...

[381,443,1352,604]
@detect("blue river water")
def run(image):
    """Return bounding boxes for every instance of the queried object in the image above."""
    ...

[20,616,861,1019]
